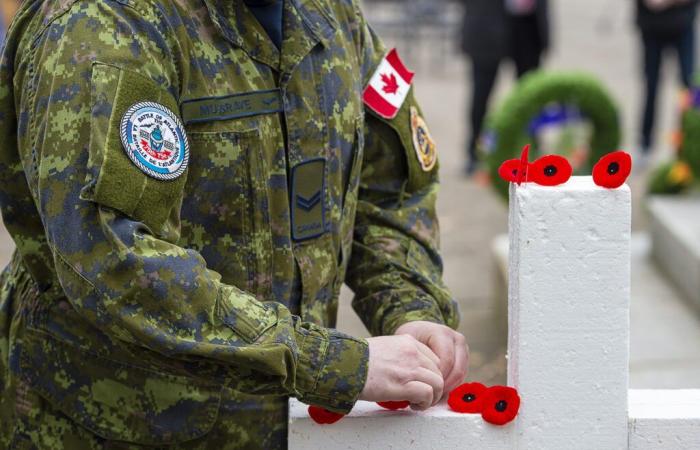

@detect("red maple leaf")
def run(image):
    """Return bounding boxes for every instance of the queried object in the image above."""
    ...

[380,72,399,95]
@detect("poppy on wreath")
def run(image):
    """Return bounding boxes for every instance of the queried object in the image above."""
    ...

[377,401,410,410]
[447,382,487,413]
[307,405,345,425]
[480,385,521,426]
[592,151,632,189]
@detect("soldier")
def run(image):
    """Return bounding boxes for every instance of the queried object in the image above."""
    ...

[0,0,468,448]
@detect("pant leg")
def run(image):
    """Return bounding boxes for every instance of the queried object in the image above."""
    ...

[468,58,500,166]
[675,25,696,88]
[640,32,664,151]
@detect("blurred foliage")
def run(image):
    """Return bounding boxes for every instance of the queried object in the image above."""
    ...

[647,87,700,195]
[648,161,694,194]
[482,71,621,199]
[680,106,700,176]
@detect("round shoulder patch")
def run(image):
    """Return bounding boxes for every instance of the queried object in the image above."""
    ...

[410,106,437,172]
[119,102,189,181]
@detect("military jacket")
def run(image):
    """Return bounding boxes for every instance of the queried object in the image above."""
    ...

[0,0,458,447]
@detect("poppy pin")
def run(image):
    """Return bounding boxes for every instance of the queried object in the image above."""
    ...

[498,145,572,187]
[529,154,573,186]
[377,401,411,410]
[307,405,345,425]
[480,385,521,426]
[447,382,487,413]
[592,151,632,189]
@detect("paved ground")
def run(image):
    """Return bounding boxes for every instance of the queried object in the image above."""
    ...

[0,0,698,388]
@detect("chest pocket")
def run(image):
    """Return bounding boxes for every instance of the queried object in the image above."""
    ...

[180,123,272,297]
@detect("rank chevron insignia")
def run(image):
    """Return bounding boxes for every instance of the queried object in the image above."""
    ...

[296,191,322,212]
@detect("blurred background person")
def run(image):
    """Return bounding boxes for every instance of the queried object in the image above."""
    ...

[460,0,509,176]
[636,0,698,162]
[0,0,19,49]
[461,0,550,176]
[508,0,550,78]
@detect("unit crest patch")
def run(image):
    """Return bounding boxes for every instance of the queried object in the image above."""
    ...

[120,102,189,180]
[410,106,437,172]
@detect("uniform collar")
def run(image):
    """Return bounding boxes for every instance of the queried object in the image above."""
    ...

[203,0,337,74]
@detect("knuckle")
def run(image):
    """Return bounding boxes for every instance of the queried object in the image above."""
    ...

[397,368,415,384]
[402,344,419,358]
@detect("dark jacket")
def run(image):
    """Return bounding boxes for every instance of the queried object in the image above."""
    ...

[460,0,550,62]
[636,0,699,36]
[460,0,510,61]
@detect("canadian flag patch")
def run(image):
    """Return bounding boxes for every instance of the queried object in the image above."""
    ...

[363,48,414,120]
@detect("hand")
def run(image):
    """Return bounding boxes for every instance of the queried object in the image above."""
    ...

[394,321,469,398]
[359,335,444,411]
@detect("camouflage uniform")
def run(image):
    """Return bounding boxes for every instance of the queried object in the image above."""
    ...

[0,0,458,448]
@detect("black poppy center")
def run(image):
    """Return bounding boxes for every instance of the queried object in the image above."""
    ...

[607,162,620,175]
[544,165,557,177]
[495,400,508,412]
[462,393,476,403]
[512,169,518,176]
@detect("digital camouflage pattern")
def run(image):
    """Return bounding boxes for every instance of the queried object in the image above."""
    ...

[0,0,459,447]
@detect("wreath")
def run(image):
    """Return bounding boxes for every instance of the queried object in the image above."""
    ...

[482,71,621,199]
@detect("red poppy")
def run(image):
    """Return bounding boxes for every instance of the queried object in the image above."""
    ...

[529,154,572,186]
[377,401,410,410]
[307,405,345,425]
[498,158,527,183]
[498,145,531,184]
[517,144,530,184]
[592,151,632,188]
[480,386,521,426]
[447,382,487,413]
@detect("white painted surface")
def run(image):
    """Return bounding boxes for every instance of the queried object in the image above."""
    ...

[494,232,700,389]
[648,196,700,314]
[628,389,700,449]
[507,177,631,449]
[288,399,513,449]
[289,178,666,450]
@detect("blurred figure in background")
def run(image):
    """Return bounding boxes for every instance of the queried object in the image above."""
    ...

[461,0,549,176]
[0,0,19,48]
[508,0,550,78]
[636,0,698,160]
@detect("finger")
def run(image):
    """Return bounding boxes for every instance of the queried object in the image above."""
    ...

[443,339,469,395]
[413,366,444,406]
[415,347,443,383]
[403,380,438,411]
[428,331,455,378]
[413,340,442,374]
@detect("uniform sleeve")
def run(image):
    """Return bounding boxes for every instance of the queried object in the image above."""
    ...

[345,3,460,336]
[21,0,366,413]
